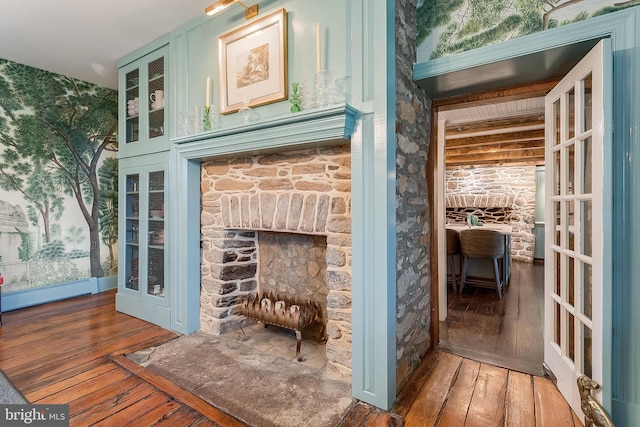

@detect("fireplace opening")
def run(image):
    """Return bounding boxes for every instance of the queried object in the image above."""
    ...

[257,231,328,341]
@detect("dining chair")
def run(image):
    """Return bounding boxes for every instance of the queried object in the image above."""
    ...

[459,229,506,299]
[446,228,461,293]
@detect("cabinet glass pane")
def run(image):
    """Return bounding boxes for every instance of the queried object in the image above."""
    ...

[147,170,165,298]
[148,57,165,139]
[125,174,140,290]
[125,69,140,144]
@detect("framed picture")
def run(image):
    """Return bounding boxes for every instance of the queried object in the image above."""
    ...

[218,8,288,114]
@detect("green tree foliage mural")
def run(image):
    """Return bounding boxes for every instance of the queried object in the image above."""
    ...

[15,227,33,262]
[0,60,118,278]
[24,162,64,244]
[99,157,118,272]
[64,226,86,250]
[417,0,638,60]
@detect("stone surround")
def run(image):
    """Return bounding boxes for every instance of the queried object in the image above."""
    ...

[200,144,352,373]
[445,165,537,262]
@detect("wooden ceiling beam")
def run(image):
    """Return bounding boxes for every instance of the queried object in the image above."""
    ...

[434,79,560,110]
[445,116,544,137]
[446,158,546,167]
[446,140,544,156]
[445,130,545,148]
[446,148,545,165]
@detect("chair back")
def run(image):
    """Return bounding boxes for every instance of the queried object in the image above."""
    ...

[460,229,505,259]
[446,229,460,255]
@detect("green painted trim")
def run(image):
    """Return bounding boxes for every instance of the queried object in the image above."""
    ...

[414,8,635,82]
[167,151,201,334]
[172,104,358,152]
[350,0,397,410]
[610,9,640,427]
[97,276,118,292]
[1,277,112,312]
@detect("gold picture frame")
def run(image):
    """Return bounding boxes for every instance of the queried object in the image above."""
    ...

[218,8,288,115]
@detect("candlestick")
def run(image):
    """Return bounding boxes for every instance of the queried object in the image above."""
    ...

[205,76,211,107]
[316,23,321,74]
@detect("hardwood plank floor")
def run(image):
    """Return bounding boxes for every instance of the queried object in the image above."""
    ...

[0,290,239,426]
[439,261,545,376]
[1,287,577,426]
[387,350,581,427]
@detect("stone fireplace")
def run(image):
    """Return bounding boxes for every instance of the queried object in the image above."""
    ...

[199,144,352,372]
[445,165,537,261]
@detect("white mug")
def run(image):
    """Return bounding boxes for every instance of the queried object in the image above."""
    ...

[150,90,164,109]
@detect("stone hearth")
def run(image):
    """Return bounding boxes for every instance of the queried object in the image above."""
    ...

[199,144,352,372]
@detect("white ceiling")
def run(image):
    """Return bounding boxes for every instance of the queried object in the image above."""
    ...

[438,97,545,126]
[0,0,213,89]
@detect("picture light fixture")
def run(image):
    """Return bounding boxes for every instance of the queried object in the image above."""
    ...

[205,0,259,20]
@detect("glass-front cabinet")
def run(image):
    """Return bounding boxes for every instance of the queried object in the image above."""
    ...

[118,45,169,157]
[117,158,170,328]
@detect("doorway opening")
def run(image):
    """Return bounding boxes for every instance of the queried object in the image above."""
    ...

[431,83,551,376]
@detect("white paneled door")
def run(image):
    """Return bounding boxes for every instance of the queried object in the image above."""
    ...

[544,39,612,421]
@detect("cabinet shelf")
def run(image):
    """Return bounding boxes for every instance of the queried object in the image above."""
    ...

[119,48,167,154]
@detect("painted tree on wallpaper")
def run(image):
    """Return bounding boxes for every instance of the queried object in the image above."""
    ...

[99,157,118,273]
[0,59,118,282]
[417,0,638,60]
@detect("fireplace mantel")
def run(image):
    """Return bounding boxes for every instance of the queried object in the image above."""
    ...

[171,104,360,157]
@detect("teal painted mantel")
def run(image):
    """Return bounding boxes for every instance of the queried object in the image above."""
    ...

[171,104,360,152]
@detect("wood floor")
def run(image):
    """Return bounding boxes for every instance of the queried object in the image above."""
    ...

[0,287,578,426]
[439,261,545,376]
[389,350,582,427]
[0,291,243,426]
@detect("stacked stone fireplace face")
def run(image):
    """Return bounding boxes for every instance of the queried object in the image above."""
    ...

[199,144,352,372]
[445,165,537,261]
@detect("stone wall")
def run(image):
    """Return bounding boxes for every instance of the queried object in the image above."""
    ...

[445,165,537,262]
[258,232,327,305]
[200,144,353,373]
[395,0,432,391]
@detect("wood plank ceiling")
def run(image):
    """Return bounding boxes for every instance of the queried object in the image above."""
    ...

[436,81,559,167]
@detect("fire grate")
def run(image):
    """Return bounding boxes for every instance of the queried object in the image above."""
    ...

[240,292,321,361]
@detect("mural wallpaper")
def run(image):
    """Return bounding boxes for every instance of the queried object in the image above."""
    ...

[417,0,639,61]
[0,58,118,293]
